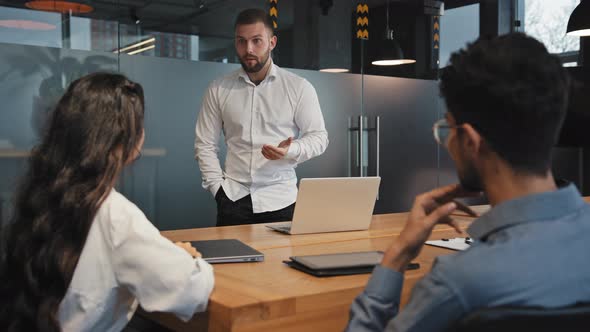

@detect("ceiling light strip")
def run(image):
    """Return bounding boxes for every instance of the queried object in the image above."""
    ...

[127,44,155,55]
[113,37,155,54]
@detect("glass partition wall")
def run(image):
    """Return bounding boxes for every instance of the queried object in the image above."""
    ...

[0,0,470,229]
[0,0,582,229]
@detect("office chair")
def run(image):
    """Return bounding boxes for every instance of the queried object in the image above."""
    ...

[451,303,590,332]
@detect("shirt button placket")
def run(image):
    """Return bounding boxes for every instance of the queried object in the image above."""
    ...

[250,85,256,181]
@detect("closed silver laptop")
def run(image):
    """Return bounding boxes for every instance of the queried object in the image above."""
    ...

[267,177,380,235]
[190,239,264,263]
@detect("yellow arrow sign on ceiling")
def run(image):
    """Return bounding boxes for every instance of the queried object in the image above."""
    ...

[357,4,368,13]
[434,21,439,30]
[357,17,368,26]
[434,33,439,41]
[269,7,277,17]
[357,29,368,39]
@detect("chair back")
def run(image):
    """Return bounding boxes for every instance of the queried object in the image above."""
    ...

[451,303,590,332]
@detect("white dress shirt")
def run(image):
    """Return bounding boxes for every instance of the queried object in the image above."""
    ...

[57,189,214,332]
[195,61,329,213]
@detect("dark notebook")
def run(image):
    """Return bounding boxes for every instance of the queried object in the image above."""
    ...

[284,251,383,277]
[284,251,419,277]
[190,239,264,263]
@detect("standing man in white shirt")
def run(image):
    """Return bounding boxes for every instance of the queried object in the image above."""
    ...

[195,8,329,226]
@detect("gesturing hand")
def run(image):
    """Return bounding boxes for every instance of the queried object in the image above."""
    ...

[262,137,293,160]
[381,184,481,272]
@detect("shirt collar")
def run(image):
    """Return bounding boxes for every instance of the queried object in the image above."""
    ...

[238,59,277,83]
[467,183,586,240]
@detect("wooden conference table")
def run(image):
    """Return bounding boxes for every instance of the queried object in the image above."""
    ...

[140,205,492,332]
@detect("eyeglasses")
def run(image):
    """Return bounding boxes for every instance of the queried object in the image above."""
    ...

[432,118,459,147]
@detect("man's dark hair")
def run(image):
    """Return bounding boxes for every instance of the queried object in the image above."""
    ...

[234,8,274,35]
[440,33,570,175]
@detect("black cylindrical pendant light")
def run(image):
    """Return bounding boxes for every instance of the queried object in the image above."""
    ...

[371,0,415,66]
[372,30,416,66]
[566,0,590,37]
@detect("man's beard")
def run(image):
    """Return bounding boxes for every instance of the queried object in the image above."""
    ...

[240,50,270,73]
[458,160,484,192]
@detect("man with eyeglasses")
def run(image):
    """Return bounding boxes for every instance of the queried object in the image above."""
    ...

[346,33,590,332]
[195,8,328,226]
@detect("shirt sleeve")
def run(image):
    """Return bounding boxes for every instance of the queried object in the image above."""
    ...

[195,82,224,197]
[384,267,467,332]
[346,264,468,332]
[286,80,329,163]
[111,211,215,321]
[345,266,404,332]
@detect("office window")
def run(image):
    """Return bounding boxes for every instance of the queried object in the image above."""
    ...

[524,0,580,65]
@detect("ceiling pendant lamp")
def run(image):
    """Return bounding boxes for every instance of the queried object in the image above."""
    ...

[372,0,415,66]
[25,1,93,14]
[566,0,590,37]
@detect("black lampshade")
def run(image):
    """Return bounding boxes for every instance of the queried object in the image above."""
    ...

[371,31,416,66]
[566,0,590,37]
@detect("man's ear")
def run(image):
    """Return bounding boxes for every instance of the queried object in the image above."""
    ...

[269,35,277,51]
[460,123,483,156]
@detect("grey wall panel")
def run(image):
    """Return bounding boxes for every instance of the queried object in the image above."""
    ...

[362,75,451,213]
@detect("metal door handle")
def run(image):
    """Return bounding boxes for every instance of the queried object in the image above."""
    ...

[376,116,380,179]
[359,115,364,177]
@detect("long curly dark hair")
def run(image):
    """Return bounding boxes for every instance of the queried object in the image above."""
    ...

[0,72,145,331]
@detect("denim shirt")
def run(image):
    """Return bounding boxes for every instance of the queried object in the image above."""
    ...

[345,184,590,332]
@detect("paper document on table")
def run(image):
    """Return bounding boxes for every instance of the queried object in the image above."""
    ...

[425,237,472,251]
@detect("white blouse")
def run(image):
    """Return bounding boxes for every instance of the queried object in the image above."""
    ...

[57,189,214,332]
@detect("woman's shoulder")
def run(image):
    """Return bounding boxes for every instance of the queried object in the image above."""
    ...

[94,189,154,247]
[99,189,146,221]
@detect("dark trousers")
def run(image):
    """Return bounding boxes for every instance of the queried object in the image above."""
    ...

[215,187,295,226]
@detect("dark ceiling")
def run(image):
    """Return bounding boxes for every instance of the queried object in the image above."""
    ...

[0,0,448,37]
[0,0,295,37]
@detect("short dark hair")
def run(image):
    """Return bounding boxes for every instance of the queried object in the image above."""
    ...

[234,8,274,35]
[440,33,570,175]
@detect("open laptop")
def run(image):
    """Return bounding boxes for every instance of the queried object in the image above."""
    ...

[266,177,381,235]
[190,239,264,263]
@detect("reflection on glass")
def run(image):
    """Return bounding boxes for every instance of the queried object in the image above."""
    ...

[0,6,61,48]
